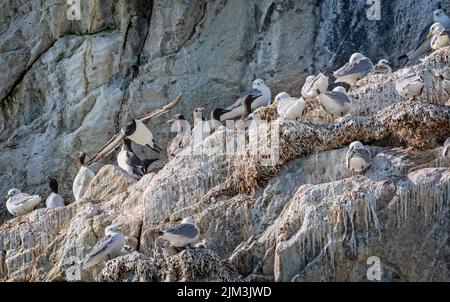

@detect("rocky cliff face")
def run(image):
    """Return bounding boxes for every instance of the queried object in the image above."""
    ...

[0,0,449,281]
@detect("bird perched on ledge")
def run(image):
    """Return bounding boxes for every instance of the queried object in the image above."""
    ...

[220,79,271,120]
[372,59,392,74]
[81,225,125,270]
[430,22,450,51]
[5,188,41,217]
[159,217,200,249]
[301,72,329,99]
[46,178,65,209]
[346,141,372,173]
[395,68,424,100]
[398,9,450,66]
[273,92,305,121]
[73,151,96,201]
[166,114,191,160]
[318,86,352,118]
[333,53,373,85]
[121,119,162,153]
[117,138,146,179]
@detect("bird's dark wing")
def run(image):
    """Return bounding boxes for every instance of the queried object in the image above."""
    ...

[138,95,182,123]
[126,151,144,176]
[83,234,114,262]
[353,148,372,163]
[85,132,125,166]
[398,21,434,65]
[164,223,198,238]
[142,158,159,173]
[323,91,351,104]
[226,89,262,110]
[416,21,434,49]
[335,59,372,77]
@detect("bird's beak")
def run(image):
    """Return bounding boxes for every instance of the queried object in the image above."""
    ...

[166,118,174,124]
[427,31,433,38]
[116,227,123,232]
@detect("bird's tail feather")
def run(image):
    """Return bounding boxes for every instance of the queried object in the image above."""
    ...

[147,143,162,153]
[142,158,159,173]
[397,54,409,67]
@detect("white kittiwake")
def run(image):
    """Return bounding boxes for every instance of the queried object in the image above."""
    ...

[395,68,424,100]
[159,217,200,248]
[5,188,41,217]
[318,86,352,118]
[274,92,305,121]
[301,73,329,99]
[81,225,125,270]
[430,22,450,50]
[73,151,96,201]
[46,178,65,209]
[333,53,373,85]
[434,8,450,28]
[399,9,450,66]
[346,141,372,173]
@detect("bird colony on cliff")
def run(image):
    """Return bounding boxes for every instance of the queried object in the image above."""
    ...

[1,8,450,278]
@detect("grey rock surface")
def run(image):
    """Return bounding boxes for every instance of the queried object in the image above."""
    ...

[0,0,449,282]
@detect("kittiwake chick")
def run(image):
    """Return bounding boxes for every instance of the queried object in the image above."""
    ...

[372,59,392,74]
[346,141,372,173]
[274,92,305,121]
[5,188,41,217]
[301,73,329,99]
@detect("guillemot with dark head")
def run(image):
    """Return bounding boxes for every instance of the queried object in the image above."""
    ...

[46,177,65,209]
[73,151,96,201]
[209,108,230,133]
[117,138,146,179]
[221,79,270,121]
[121,119,162,153]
